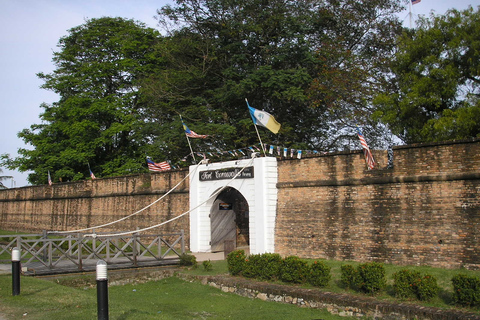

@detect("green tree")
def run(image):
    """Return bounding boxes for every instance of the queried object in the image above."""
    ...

[4,17,161,185]
[151,0,404,153]
[308,0,403,150]
[374,6,480,144]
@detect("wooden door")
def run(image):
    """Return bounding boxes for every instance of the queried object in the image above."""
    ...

[210,198,236,252]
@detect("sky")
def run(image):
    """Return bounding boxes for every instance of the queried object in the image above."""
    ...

[0,0,478,188]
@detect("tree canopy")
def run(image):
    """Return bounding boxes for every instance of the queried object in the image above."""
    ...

[15,1,480,185]
[373,6,480,143]
[149,0,403,153]
[6,17,161,184]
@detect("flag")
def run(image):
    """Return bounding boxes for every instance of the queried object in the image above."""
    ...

[356,126,375,170]
[181,118,208,138]
[89,169,96,180]
[411,0,421,4]
[246,100,281,134]
[147,158,171,172]
[48,171,52,186]
[297,150,302,159]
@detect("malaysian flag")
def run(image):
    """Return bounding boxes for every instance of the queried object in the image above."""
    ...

[411,0,421,4]
[181,118,208,139]
[356,126,375,170]
[147,158,171,172]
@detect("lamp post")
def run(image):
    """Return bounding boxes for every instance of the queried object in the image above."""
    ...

[12,247,21,296]
[96,260,109,320]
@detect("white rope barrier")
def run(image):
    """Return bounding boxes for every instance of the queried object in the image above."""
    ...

[87,158,255,238]
[49,164,201,234]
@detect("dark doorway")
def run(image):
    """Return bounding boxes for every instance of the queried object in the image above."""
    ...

[210,187,249,252]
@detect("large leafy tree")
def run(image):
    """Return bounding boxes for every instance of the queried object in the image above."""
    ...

[5,17,161,184]
[149,0,404,154]
[308,0,403,150]
[373,6,480,143]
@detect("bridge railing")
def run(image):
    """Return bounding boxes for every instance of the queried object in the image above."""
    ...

[0,230,185,272]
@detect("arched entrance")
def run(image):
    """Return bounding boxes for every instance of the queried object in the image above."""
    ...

[189,157,278,254]
[210,187,249,252]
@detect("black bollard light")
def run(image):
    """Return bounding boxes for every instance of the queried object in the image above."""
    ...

[96,260,109,320]
[11,247,21,296]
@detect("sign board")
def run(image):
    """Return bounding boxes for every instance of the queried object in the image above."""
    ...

[219,202,233,210]
[199,167,254,181]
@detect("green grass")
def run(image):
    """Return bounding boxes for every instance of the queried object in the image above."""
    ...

[0,275,355,320]
[2,229,480,316]
[182,258,480,313]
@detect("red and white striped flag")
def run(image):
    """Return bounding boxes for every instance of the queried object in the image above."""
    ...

[147,158,171,172]
[356,126,375,170]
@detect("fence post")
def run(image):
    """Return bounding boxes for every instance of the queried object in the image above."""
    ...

[132,232,138,267]
[48,240,53,268]
[11,247,21,296]
[181,229,185,255]
[78,235,83,271]
[42,230,47,263]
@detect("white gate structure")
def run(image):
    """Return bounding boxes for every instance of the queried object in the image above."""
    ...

[189,157,278,254]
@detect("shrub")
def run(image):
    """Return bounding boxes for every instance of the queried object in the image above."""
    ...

[243,254,262,278]
[340,264,358,290]
[202,259,213,271]
[416,274,439,301]
[179,253,197,267]
[452,274,480,307]
[279,256,308,283]
[227,250,246,276]
[393,269,417,299]
[356,262,386,294]
[307,260,331,287]
[393,269,439,301]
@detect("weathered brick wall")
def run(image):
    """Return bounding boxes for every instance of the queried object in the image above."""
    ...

[0,170,190,239]
[276,139,480,269]
[1,139,480,269]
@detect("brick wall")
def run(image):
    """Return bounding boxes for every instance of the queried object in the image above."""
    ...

[0,170,190,238]
[275,139,480,269]
[1,139,480,269]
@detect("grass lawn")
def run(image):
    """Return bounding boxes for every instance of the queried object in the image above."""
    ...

[2,229,480,317]
[0,275,355,320]
[182,257,480,313]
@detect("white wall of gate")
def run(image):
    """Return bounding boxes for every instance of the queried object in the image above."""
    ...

[189,157,278,254]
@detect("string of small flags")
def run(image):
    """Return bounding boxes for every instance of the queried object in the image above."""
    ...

[181,144,324,162]
[148,144,325,173]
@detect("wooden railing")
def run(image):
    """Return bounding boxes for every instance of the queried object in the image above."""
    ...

[0,230,185,274]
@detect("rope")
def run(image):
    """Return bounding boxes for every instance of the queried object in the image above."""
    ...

[49,164,201,234]
[86,158,255,238]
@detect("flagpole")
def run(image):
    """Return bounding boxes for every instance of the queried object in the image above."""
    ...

[186,135,197,164]
[409,0,413,28]
[180,115,197,164]
[254,123,267,157]
[246,98,267,157]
